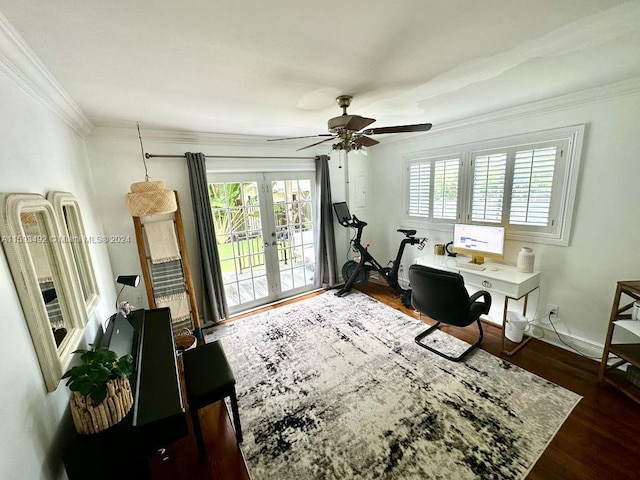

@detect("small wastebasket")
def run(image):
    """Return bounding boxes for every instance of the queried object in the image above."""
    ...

[505,311,528,343]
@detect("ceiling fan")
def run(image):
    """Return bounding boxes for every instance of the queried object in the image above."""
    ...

[268,95,433,152]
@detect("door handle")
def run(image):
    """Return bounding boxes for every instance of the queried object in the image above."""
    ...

[264,242,269,247]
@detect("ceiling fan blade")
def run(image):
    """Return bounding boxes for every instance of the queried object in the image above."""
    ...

[268,134,334,141]
[296,136,336,151]
[362,123,433,135]
[344,116,376,132]
[354,135,379,147]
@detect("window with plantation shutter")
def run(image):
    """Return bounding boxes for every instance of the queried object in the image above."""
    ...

[509,147,556,226]
[403,125,584,246]
[433,158,459,219]
[406,156,460,221]
[471,152,506,223]
[408,162,430,216]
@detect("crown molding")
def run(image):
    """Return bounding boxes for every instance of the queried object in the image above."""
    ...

[384,76,640,145]
[0,12,92,137]
[90,123,318,150]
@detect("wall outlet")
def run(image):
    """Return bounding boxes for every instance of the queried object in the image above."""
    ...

[133,293,144,308]
[547,304,559,317]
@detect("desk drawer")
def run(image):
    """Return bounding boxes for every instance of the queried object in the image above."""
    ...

[463,273,516,297]
[462,271,539,298]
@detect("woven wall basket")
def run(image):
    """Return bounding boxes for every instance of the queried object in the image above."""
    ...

[69,377,134,435]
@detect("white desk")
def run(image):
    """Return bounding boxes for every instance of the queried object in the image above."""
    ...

[414,254,540,355]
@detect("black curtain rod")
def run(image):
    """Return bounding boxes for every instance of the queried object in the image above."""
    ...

[145,153,316,160]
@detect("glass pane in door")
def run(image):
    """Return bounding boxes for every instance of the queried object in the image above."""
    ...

[272,178,315,293]
[209,181,268,309]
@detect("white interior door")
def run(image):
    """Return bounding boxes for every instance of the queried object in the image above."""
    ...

[208,171,316,314]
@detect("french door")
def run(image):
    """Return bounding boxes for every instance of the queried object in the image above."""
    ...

[208,172,316,314]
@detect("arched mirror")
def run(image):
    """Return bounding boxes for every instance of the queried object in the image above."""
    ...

[48,192,100,315]
[0,193,87,391]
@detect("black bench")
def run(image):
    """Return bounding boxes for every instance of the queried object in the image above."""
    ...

[182,340,243,459]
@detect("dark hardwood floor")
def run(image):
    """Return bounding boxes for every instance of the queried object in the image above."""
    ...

[154,283,640,480]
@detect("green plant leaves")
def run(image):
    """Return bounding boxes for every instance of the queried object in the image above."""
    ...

[61,345,134,404]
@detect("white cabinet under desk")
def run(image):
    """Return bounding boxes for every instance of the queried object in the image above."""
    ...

[414,254,540,355]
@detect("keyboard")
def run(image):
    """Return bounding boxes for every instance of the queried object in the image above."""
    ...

[457,262,486,271]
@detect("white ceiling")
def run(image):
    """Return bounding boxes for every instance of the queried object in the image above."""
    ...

[1,0,639,140]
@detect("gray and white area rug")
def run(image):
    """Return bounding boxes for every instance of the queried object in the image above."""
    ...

[207,291,581,480]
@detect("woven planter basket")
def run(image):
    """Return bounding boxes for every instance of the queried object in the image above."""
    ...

[175,333,197,353]
[69,377,134,435]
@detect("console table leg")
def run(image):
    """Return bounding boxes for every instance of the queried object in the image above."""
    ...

[501,290,537,356]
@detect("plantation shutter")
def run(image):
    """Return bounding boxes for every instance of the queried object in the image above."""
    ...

[433,158,459,219]
[471,152,507,223]
[509,147,556,226]
[408,161,430,217]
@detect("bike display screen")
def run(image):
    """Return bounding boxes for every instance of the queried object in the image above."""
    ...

[333,202,352,224]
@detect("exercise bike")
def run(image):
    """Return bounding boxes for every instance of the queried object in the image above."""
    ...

[333,202,426,306]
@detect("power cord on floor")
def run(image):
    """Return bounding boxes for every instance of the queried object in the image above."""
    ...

[546,313,600,360]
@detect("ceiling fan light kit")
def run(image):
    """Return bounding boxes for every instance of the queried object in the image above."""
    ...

[269,95,433,153]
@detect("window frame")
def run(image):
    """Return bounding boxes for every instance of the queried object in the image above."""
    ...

[402,124,585,246]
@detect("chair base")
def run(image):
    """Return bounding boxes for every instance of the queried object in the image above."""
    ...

[414,319,484,362]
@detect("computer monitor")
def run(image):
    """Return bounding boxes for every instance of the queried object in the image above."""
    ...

[333,202,352,224]
[452,223,505,265]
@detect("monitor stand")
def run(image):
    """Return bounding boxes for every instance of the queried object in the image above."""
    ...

[470,256,485,265]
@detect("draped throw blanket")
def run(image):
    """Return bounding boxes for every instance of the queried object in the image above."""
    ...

[144,219,191,328]
[150,259,186,298]
[156,292,191,324]
[145,220,181,263]
[150,258,191,326]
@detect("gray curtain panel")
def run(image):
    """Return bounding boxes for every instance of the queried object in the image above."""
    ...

[185,152,229,328]
[314,155,338,288]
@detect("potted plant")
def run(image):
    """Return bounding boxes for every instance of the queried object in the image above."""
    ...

[62,344,135,435]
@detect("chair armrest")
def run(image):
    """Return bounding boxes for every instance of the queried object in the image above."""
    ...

[469,290,492,310]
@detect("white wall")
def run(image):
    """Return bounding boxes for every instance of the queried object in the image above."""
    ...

[360,83,640,354]
[0,57,117,480]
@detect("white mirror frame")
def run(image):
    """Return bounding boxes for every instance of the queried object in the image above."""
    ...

[48,191,100,316]
[0,193,87,391]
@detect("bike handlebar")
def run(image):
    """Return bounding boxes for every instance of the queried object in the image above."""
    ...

[350,215,367,228]
[340,214,367,229]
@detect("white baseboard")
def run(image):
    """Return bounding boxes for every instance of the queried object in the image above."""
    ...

[371,275,607,361]
[526,321,603,360]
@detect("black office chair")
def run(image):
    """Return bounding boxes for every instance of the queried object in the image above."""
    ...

[409,264,491,362]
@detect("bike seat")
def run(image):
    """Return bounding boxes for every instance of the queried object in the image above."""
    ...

[397,228,417,237]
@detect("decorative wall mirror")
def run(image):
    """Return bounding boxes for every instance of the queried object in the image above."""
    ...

[0,193,87,392]
[48,192,100,315]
